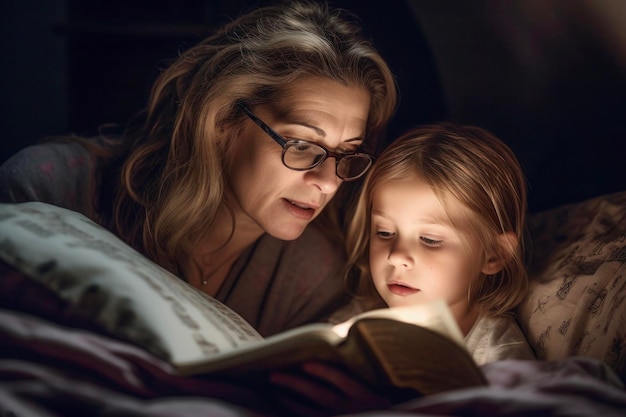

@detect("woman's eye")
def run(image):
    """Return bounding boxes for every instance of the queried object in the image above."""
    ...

[420,236,443,247]
[285,140,310,151]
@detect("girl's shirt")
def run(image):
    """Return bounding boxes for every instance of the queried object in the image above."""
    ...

[465,314,536,365]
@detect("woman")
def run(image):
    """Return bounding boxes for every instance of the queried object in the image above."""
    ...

[0,1,397,336]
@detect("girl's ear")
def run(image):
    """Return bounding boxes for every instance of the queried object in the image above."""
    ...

[481,232,517,275]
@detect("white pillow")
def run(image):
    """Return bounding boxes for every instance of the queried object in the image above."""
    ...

[0,202,261,364]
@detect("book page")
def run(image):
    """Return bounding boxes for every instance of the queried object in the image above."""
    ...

[177,322,343,374]
[0,202,263,365]
[332,299,465,348]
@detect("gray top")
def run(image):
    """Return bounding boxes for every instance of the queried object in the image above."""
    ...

[0,142,349,336]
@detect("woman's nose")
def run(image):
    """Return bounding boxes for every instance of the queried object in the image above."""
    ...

[306,158,341,194]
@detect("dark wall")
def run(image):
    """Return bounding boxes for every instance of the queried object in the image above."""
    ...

[0,0,442,151]
[2,0,625,213]
[408,0,626,212]
[1,0,67,165]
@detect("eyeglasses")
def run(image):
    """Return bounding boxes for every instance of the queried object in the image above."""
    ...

[237,103,373,181]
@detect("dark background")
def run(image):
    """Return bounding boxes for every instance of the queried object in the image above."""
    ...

[2,0,625,213]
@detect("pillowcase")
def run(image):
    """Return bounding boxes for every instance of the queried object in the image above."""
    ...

[519,191,626,380]
[0,202,262,365]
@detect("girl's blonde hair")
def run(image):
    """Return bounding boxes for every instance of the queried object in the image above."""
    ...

[345,123,528,316]
[93,1,397,273]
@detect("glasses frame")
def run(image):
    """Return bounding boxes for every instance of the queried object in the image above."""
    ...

[237,102,372,181]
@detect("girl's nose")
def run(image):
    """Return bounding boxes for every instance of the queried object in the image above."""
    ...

[387,240,414,269]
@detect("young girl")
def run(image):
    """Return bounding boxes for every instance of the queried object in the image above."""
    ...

[341,123,536,365]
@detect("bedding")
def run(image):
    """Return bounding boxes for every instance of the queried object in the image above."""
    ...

[1,192,626,416]
[1,307,625,417]
[521,190,626,378]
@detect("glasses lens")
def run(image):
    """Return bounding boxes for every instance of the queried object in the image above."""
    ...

[283,140,372,180]
[283,141,327,169]
[337,154,372,180]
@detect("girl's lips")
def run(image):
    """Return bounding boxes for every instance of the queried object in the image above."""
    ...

[387,283,419,296]
[282,198,316,220]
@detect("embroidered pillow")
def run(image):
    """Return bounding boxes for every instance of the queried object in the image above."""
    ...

[520,191,626,380]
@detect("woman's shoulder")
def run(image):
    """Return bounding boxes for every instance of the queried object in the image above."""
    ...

[0,140,97,214]
[1,140,93,176]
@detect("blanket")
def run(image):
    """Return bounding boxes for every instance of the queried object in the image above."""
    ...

[1,308,625,417]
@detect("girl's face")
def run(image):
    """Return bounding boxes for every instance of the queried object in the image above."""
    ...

[228,77,370,241]
[368,177,485,325]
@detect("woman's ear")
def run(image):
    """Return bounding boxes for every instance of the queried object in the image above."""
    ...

[481,232,517,275]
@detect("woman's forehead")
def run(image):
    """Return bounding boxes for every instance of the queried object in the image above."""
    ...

[274,77,369,111]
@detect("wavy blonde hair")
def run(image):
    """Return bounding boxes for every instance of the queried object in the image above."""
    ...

[93,1,397,273]
[345,123,528,316]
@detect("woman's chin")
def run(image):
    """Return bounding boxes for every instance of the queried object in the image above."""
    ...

[268,224,308,241]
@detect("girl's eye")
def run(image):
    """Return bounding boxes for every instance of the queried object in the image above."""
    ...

[421,236,443,247]
[375,230,394,239]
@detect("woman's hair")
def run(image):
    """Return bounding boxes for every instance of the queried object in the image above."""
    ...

[93,1,397,273]
[345,123,528,316]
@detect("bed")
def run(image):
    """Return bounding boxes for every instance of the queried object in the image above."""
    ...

[1,191,625,417]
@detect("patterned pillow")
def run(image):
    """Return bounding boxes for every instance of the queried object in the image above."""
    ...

[0,202,262,364]
[519,191,626,380]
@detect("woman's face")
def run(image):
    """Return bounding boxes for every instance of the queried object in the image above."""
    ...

[228,77,371,240]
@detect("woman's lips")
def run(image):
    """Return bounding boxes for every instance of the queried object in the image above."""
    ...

[387,283,419,296]
[282,198,317,220]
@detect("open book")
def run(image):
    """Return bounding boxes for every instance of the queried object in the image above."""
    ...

[180,300,487,396]
[0,202,486,397]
